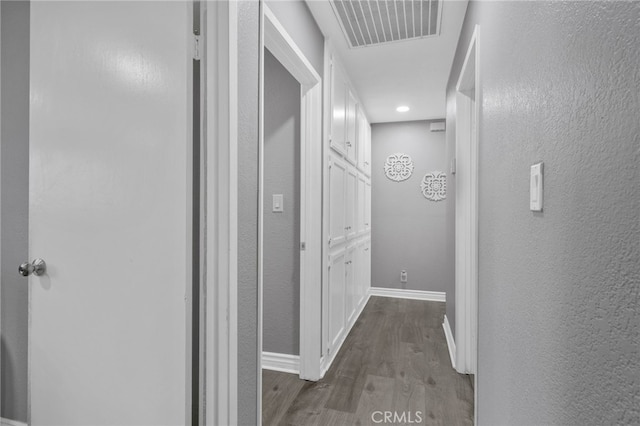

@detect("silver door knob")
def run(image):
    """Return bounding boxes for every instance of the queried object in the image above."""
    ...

[19,258,47,277]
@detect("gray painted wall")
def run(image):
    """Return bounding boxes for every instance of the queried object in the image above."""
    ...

[1,2,29,422]
[263,49,300,356]
[265,0,324,77]
[237,1,260,424]
[371,120,451,294]
[446,2,639,424]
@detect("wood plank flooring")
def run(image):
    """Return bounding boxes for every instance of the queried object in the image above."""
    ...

[262,296,474,425]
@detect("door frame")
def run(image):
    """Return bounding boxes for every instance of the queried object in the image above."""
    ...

[204,1,239,425]
[454,24,479,382]
[257,2,323,399]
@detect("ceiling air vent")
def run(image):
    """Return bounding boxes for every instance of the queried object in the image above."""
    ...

[330,0,442,48]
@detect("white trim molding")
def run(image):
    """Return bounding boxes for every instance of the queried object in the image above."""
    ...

[443,315,457,370]
[454,24,479,376]
[369,287,446,302]
[262,352,300,375]
[1,418,28,426]
[204,1,238,425]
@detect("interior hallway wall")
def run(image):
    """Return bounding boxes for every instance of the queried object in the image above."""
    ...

[371,120,451,294]
[1,1,29,421]
[237,1,260,424]
[446,1,639,424]
[263,49,301,356]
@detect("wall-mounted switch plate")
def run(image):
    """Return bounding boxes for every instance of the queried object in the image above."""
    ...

[530,162,543,212]
[272,194,284,212]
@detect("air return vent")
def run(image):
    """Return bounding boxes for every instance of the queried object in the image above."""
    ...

[330,0,442,48]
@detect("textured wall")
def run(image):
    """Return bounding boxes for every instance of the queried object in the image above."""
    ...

[0,1,29,421]
[263,49,301,355]
[446,1,639,424]
[371,120,451,293]
[265,0,324,77]
[237,1,260,424]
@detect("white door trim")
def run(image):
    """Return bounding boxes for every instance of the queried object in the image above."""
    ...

[260,2,323,389]
[204,1,238,425]
[454,25,479,378]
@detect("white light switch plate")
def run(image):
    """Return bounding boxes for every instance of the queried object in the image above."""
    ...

[272,194,284,212]
[530,162,543,212]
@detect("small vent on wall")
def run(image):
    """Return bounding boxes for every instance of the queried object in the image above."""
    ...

[330,0,442,48]
[430,121,446,132]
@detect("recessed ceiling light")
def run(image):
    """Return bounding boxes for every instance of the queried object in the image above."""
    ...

[396,106,410,112]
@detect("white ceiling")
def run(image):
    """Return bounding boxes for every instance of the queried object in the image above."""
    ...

[306,0,469,123]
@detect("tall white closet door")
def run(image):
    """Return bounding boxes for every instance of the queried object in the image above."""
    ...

[28,2,191,424]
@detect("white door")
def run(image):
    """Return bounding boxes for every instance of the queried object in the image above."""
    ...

[29,2,191,424]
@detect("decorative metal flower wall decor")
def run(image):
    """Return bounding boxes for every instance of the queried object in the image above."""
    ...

[421,171,447,201]
[384,153,414,182]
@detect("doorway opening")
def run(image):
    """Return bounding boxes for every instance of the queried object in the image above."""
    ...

[257,4,324,418]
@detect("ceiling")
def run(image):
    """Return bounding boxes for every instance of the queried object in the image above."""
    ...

[306,0,469,123]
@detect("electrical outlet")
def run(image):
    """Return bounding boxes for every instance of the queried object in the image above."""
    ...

[400,270,408,283]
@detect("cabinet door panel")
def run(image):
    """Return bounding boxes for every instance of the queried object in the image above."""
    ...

[364,181,372,232]
[357,174,366,235]
[330,63,347,156]
[365,122,372,175]
[346,167,358,240]
[345,245,357,325]
[346,90,358,164]
[329,156,347,247]
[328,251,346,350]
[364,239,371,295]
[357,108,366,170]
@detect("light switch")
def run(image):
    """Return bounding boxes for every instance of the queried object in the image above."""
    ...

[272,194,284,212]
[530,162,543,212]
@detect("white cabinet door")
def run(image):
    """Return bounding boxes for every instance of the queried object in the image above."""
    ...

[357,174,366,235]
[356,240,368,307]
[328,250,346,351]
[28,2,190,424]
[329,156,347,247]
[364,121,372,176]
[346,90,358,164]
[345,244,357,325]
[364,239,371,296]
[365,180,372,232]
[346,167,358,240]
[330,61,347,156]
[357,108,366,170]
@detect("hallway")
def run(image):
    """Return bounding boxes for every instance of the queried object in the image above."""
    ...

[262,297,473,425]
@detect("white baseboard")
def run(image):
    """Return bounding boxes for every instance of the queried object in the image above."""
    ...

[369,287,446,302]
[262,351,300,375]
[1,418,27,426]
[443,314,456,370]
[321,292,371,378]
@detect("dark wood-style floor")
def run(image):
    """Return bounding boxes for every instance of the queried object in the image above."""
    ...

[262,296,474,425]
